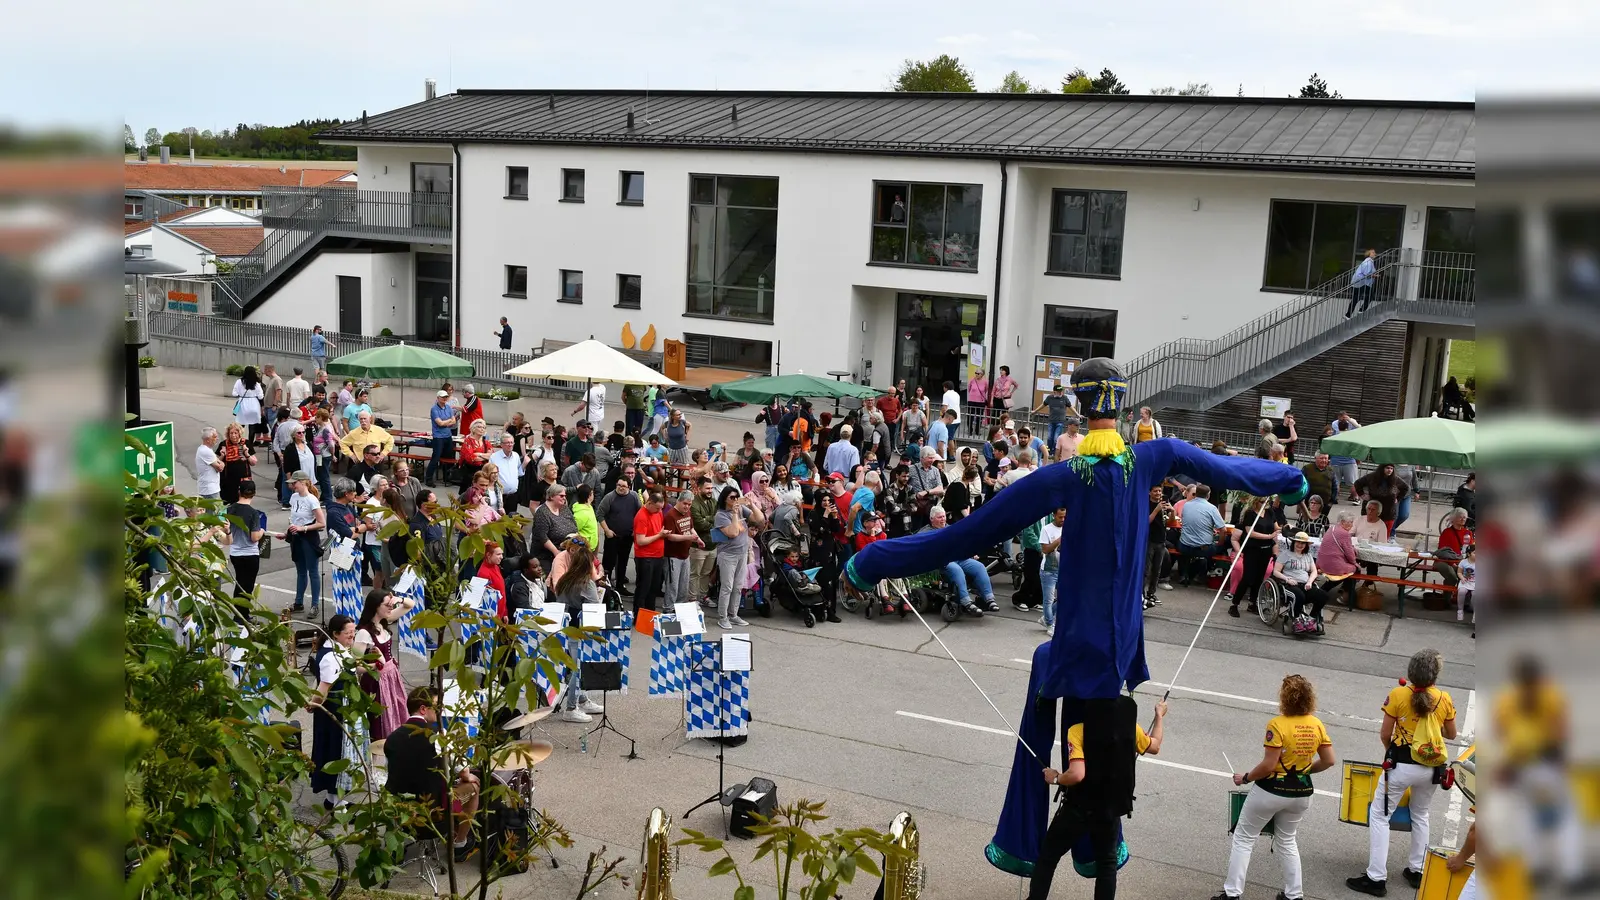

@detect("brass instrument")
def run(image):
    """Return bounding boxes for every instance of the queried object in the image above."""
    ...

[637,807,676,900]
[879,811,925,900]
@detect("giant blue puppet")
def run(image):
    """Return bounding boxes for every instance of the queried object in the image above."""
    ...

[846,358,1308,885]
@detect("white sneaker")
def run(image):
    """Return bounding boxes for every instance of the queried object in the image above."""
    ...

[579,699,604,714]
[559,709,593,724]
[729,616,749,627]
[1045,626,1055,638]
[1159,582,1174,591]
[717,618,734,629]
[1222,592,1234,602]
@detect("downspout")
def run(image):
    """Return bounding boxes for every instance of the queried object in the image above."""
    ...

[985,160,1008,390]
[452,141,462,348]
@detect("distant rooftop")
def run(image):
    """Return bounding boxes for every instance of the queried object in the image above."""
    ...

[125,163,355,193]
[321,89,1474,178]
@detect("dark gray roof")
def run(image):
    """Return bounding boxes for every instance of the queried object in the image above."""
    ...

[321,90,1475,178]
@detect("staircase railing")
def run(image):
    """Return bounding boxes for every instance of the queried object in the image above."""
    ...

[1123,248,1439,409]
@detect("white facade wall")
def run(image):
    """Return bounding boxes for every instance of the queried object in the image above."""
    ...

[359,145,455,194]
[125,227,216,275]
[246,251,372,330]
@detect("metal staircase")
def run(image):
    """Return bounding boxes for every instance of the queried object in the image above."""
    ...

[1123,248,1475,411]
[212,186,452,318]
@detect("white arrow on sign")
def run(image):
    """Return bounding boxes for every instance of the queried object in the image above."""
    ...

[155,467,170,479]
[155,431,169,445]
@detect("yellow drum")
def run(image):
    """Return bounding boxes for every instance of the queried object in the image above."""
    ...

[1340,760,1411,830]
[1417,847,1473,900]
[1573,762,1600,825]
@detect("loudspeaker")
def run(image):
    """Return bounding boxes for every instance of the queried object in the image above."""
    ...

[730,777,778,838]
[580,661,623,693]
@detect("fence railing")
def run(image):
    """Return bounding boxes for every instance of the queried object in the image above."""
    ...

[1418,250,1475,304]
[147,313,589,396]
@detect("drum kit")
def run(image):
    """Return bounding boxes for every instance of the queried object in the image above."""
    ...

[493,709,556,811]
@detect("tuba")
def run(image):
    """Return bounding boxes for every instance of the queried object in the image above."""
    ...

[879,811,925,900]
[636,807,676,900]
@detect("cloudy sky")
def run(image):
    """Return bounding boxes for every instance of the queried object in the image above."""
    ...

[17,0,1599,133]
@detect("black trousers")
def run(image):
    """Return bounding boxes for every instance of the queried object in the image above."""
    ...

[1028,804,1120,900]
[1235,541,1275,606]
[1017,547,1043,606]
[231,554,260,599]
[1283,582,1329,620]
[1345,284,1374,316]
[603,530,634,590]
[633,556,666,614]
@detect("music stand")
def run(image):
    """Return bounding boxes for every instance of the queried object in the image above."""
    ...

[581,660,638,760]
[682,637,751,839]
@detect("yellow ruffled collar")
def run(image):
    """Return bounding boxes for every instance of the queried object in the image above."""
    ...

[1077,428,1128,459]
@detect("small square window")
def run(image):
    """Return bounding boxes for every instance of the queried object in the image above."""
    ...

[560,269,583,303]
[690,175,716,205]
[620,171,644,204]
[505,265,527,298]
[617,274,641,309]
[506,166,529,199]
[561,169,585,202]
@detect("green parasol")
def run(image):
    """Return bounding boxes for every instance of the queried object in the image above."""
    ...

[708,372,885,405]
[1318,416,1474,468]
[325,342,476,380]
[1477,414,1600,468]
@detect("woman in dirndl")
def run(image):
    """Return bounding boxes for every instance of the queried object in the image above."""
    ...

[308,614,368,808]
[354,587,417,740]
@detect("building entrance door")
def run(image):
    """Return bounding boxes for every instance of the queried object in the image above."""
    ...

[415,252,451,343]
[892,293,986,397]
[337,275,361,335]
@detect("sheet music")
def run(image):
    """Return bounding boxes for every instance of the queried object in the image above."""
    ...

[581,602,607,629]
[392,567,419,595]
[534,601,567,634]
[328,536,357,571]
[459,576,489,609]
[673,602,706,635]
[721,634,752,672]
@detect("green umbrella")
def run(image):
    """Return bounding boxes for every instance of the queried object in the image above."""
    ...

[1319,416,1474,468]
[325,342,475,380]
[1478,414,1600,468]
[708,372,885,405]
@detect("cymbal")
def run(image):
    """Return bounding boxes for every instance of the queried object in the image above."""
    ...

[494,739,555,769]
[501,708,553,730]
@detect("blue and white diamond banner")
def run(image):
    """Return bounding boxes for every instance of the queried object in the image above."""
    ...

[649,613,694,697]
[577,612,632,695]
[393,579,430,662]
[685,644,750,739]
[518,608,570,708]
[330,547,365,621]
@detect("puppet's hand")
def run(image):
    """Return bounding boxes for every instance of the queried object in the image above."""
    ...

[1279,475,1310,507]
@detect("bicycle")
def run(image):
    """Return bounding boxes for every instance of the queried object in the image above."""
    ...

[285,806,348,899]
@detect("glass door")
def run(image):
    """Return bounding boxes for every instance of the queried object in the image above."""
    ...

[411,163,452,229]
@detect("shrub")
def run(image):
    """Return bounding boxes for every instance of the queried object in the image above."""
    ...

[137,356,157,368]
[484,387,521,400]
[379,327,394,337]
[224,364,245,376]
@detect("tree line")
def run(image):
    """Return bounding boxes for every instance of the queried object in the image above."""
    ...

[124,120,357,161]
[894,55,1341,99]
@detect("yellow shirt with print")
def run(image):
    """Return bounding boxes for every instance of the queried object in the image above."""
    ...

[1382,684,1456,763]
[1494,683,1565,766]
[1260,714,1331,796]
[339,424,395,460]
[1066,722,1151,761]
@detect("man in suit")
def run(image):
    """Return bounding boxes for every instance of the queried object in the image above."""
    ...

[385,687,481,858]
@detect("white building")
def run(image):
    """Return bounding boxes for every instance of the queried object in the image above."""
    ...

[227,89,1474,432]
[124,207,263,275]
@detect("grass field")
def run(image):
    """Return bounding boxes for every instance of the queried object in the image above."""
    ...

[1447,339,1476,387]
[126,156,354,169]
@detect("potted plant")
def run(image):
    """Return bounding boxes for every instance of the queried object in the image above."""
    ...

[222,363,246,396]
[479,386,520,427]
[137,355,164,389]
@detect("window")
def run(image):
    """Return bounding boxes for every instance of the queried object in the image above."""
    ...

[561,169,585,202]
[560,269,583,303]
[870,181,981,270]
[619,171,644,204]
[505,265,528,298]
[506,166,529,199]
[124,196,144,217]
[617,274,641,309]
[412,162,453,194]
[1041,306,1118,360]
[1421,207,1474,302]
[1046,190,1127,277]
[684,332,773,373]
[1262,200,1403,291]
[1477,208,1521,299]
[686,174,779,323]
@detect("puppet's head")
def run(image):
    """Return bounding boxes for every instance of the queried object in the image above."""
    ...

[1071,358,1128,421]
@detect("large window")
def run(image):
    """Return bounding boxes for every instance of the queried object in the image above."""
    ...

[1421,207,1474,302]
[870,181,981,270]
[617,274,641,309]
[1552,205,1600,298]
[1041,306,1117,360]
[686,174,779,323]
[1262,200,1403,291]
[1047,189,1126,277]
[684,332,773,373]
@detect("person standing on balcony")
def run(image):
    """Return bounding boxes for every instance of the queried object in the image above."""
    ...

[1344,248,1378,318]
[494,317,513,351]
[310,325,336,372]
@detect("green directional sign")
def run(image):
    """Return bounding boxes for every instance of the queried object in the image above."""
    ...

[125,421,175,486]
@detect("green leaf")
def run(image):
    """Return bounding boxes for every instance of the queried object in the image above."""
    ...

[853,851,882,878]
[708,857,739,877]
[734,887,756,900]
[322,759,349,774]
[224,740,262,784]
[412,610,447,630]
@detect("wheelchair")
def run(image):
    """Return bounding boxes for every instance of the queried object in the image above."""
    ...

[1256,579,1326,637]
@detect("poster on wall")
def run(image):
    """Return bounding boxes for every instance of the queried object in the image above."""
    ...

[1031,355,1081,411]
[1259,395,1292,419]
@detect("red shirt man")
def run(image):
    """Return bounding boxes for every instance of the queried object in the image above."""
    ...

[661,497,695,561]
[633,502,666,558]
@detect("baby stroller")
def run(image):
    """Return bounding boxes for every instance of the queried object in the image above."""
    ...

[757,529,829,628]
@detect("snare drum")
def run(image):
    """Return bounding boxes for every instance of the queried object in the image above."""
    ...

[1417,847,1474,900]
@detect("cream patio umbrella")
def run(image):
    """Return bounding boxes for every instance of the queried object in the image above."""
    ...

[503,340,677,424]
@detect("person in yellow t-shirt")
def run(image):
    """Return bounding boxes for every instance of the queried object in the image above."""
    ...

[1347,649,1458,897]
[1214,674,1335,900]
[1494,655,1582,889]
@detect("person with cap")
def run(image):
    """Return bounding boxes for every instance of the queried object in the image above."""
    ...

[424,390,457,487]
[1272,531,1330,634]
[846,358,1309,880]
[458,384,484,438]
[1033,382,1077,455]
[824,425,861,479]
[562,420,597,470]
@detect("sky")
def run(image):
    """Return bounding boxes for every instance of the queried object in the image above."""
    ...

[12,0,1600,134]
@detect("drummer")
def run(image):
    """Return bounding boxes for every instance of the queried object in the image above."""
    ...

[385,686,482,860]
[1214,674,1335,900]
[1346,649,1457,896]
